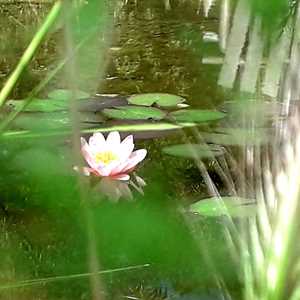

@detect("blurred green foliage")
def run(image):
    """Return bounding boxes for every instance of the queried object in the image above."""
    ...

[249,0,291,33]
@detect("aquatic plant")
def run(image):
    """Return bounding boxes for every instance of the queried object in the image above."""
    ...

[79,131,147,181]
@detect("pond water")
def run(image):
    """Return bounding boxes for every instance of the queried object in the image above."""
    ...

[0,1,242,299]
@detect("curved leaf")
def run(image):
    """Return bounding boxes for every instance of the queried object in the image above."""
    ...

[162,144,224,159]
[102,106,166,120]
[169,109,225,123]
[201,128,271,146]
[48,89,89,101]
[128,93,185,107]
[12,112,103,131]
[13,112,71,130]
[7,99,68,112]
[190,197,257,217]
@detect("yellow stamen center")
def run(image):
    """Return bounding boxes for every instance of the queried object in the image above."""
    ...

[95,151,117,165]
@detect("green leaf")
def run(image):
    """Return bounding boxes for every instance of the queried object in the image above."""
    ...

[128,93,185,107]
[7,89,90,113]
[7,99,68,112]
[162,144,224,159]
[48,89,89,101]
[12,111,103,131]
[169,109,225,123]
[201,128,271,146]
[80,112,104,123]
[13,112,71,130]
[102,106,166,120]
[190,197,257,218]
[250,0,289,32]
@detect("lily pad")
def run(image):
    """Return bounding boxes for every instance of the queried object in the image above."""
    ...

[162,144,224,159]
[128,93,185,107]
[80,112,104,123]
[78,96,128,112]
[12,111,103,131]
[201,128,271,146]
[190,197,257,217]
[102,106,166,120]
[169,109,225,123]
[48,89,89,101]
[13,112,71,130]
[7,99,68,112]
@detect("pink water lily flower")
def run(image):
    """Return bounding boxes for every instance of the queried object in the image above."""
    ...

[80,131,147,181]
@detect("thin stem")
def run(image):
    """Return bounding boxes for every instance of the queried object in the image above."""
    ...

[0,37,90,133]
[0,1,62,108]
[0,264,150,290]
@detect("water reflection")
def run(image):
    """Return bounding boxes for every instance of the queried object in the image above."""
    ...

[92,173,146,202]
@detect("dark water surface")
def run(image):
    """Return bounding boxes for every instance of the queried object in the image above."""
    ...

[0,1,239,299]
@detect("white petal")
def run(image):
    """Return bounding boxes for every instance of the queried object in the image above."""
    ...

[120,135,134,159]
[81,137,98,170]
[121,149,147,173]
[96,160,120,177]
[110,135,135,175]
[110,160,129,176]
[106,131,121,149]
[112,174,130,181]
[89,133,106,151]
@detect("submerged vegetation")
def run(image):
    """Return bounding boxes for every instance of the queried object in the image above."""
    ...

[1,0,300,299]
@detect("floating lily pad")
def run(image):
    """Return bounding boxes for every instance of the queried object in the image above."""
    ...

[190,197,257,217]
[12,111,103,131]
[13,112,71,130]
[78,96,128,112]
[201,128,271,146]
[162,144,224,159]
[7,99,68,112]
[48,89,89,101]
[128,93,185,107]
[169,109,225,123]
[102,106,166,120]
[80,112,104,123]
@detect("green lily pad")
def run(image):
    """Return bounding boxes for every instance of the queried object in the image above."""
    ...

[201,128,271,146]
[102,106,166,120]
[190,197,257,217]
[48,89,89,101]
[128,93,185,107]
[12,111,103,131]
[162,144,224,159]
[169,109,225,123]
[7,99,68,112]
[80,112,104,123]
[13,112,71,130]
